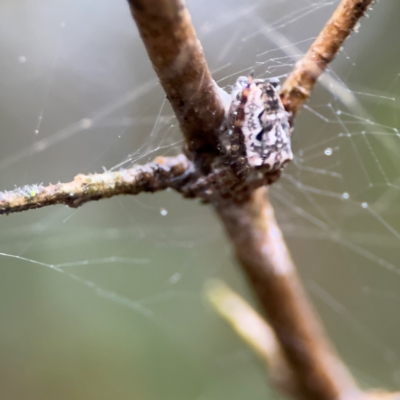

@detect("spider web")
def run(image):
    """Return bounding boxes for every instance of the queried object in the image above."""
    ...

[1,0,400,399]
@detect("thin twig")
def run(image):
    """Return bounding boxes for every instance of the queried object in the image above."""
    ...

[216,188,360,400]
[281,0,375,117]
[206,280,300,399]
[107,3,366,396]
[0,155,191,215]
[208,1,378,397]
[0,0,393,399]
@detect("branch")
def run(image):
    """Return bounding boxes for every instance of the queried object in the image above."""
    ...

[206,280,301,399]
[127,0,227,164]
[1,0,393,399]
[0,155,191,215]
[216,189,360,400]
[206,281,400,400]
[281,0,375,117]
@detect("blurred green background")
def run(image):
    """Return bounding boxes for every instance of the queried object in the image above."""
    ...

[1,1,400,399]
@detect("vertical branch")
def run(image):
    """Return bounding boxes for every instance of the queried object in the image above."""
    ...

[122,0,384,399]
[127,0,225,162]
[216,188,360,400]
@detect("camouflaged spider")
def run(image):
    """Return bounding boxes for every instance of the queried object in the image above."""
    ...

[223,75,293,179]
[180,75,293,200]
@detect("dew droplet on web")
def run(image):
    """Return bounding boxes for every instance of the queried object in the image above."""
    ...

[160,208,168,216]
[324,148,332,156]
[169,273,181,284]
[80,119,92,129]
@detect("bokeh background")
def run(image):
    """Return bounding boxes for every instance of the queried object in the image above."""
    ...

[1,1,400,399]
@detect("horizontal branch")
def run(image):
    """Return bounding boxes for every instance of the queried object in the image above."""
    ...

[0,155,191,215]
[281,0,375,116]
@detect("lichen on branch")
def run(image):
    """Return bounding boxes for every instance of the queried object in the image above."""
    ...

[0,155,191,215]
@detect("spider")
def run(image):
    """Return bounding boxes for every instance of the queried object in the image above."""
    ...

[224,75,293,178]
[180,75,293,201]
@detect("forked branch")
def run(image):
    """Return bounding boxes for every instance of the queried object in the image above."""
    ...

[0,0,391,400]
[0,1,375,215]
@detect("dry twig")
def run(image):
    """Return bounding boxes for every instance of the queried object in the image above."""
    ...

[0,0,394,399]
[124,0,377,398]
[0,155,190,215]
[281,0,375,117]
[206,280,300,399]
